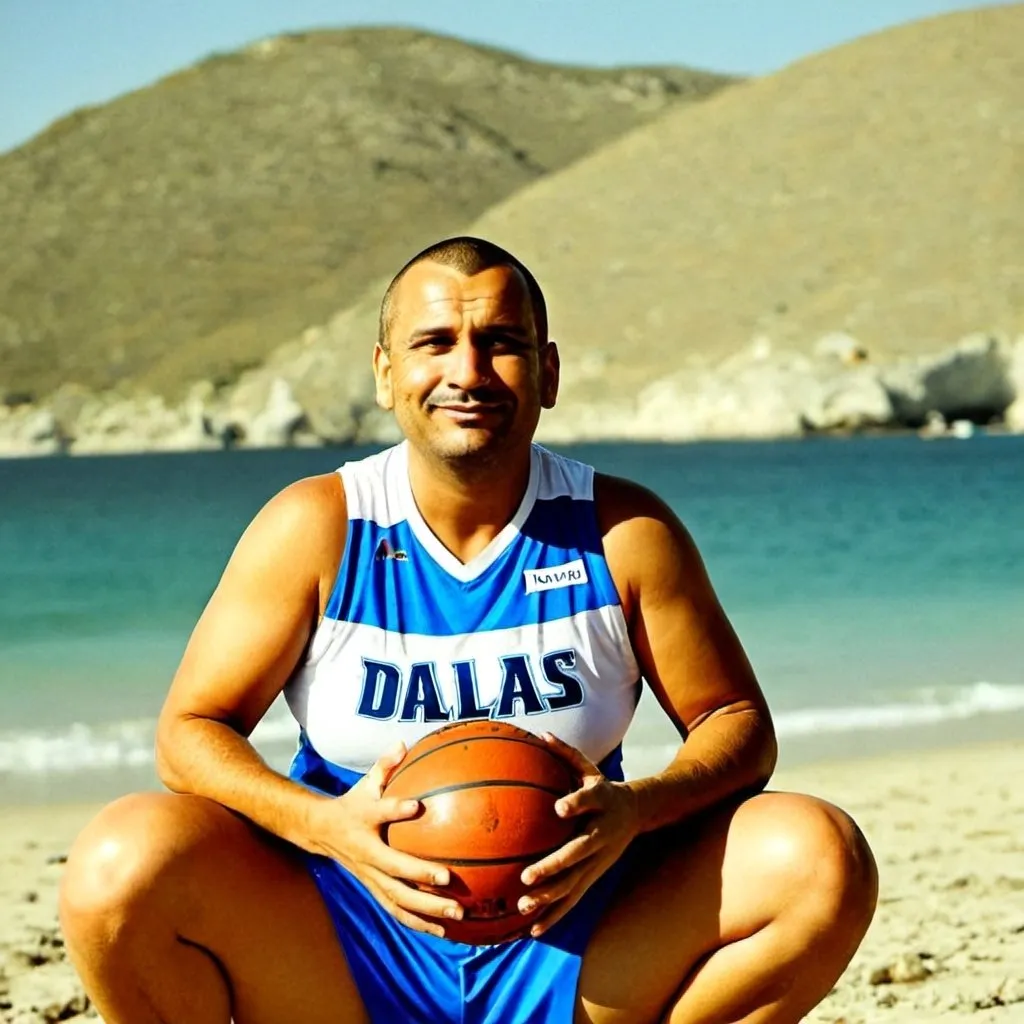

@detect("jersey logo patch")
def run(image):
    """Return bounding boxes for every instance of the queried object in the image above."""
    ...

[523,558,588,594]
[375,538,408,562]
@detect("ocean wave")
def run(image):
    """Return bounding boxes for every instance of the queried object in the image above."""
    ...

[0,711,301,776]
[1,682,1022,776]
[773,681,1024,736]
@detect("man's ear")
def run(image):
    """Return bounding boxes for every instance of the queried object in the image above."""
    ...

[540,340,560,409]
[372,343,394,411]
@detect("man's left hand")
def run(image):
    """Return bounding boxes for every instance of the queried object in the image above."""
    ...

[519,733,641,936]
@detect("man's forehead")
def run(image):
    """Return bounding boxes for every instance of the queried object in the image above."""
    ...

[393,262,533,321]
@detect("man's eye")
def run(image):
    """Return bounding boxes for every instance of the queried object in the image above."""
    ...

[484,335,528,352]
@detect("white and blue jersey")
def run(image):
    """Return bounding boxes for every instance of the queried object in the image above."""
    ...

[285,442,644,1024]
[285,441,641,789]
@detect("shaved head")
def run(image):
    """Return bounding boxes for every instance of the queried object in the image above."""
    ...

[378,237,548,350]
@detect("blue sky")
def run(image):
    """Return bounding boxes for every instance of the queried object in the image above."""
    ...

[0,0,1015,153]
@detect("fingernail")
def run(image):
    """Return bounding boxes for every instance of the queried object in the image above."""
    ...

[519,898,536,914]
[434,871,449,886]
[521,870,535,885]
[531,924,545,937]
[445,906,462,920]
[555,801,567,816]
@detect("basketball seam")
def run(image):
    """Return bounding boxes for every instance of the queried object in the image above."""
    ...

[453,910,529,923]
[412,779,567,801]
[413,843,563,867]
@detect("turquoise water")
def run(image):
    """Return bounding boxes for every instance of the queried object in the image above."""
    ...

[1,436,1022,801]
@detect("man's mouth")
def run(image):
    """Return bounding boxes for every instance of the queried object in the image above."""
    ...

[432,403,506,423]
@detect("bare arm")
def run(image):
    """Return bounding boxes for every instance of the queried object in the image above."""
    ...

[598,474,778,833]
[154,470,469,933]
[155,473,344,852]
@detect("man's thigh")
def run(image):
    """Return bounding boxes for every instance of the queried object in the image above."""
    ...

[576,791,876,1024]
[62,791,370,1024]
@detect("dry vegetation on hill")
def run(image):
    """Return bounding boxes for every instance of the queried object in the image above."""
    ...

[460,5,1024,409]
[2,8,1022,452]
[0,28,731,403]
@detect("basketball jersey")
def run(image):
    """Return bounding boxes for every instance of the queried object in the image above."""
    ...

[285,442,641,786]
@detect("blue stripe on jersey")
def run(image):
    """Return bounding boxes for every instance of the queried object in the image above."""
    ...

[290,731,625,794]
[324,495,624,636]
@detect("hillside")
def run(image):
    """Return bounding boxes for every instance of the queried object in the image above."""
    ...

[199,5,1023,446]
[461,4,1024,416]
[0,28,732,402]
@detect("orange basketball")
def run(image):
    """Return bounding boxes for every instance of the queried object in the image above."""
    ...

[383,720,580,944]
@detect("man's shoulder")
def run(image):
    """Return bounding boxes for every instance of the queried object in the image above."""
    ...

[246,472,347,556]
[273,471,346,515]
[592,471,702,602]
[592,471,676,530]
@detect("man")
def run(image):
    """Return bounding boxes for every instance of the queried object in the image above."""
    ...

[60,237,877,1023]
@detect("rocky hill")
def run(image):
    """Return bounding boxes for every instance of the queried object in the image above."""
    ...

[169,4,1019,449]
[0,28,732,403]
[3,7,1023,455]
[464,3,1024,433]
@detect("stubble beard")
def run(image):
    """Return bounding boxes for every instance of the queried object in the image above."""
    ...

[407,404,536,484]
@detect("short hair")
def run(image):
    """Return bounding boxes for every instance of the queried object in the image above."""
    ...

[378,236,548,350]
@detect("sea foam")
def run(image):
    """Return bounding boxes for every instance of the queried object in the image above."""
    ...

[0,681,1021,776]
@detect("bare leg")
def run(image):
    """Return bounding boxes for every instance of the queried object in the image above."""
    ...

[59,792,369,1024]
[577,792,878,1024]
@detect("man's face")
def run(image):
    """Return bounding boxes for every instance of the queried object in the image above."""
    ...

[373,262,559,463]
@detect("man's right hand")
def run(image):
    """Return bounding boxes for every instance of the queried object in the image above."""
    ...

[310,743,465,937]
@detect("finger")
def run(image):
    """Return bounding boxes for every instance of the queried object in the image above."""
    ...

[390,903,448,938]
[361,877,448,938]
[363,865,464,923]
[521,831,596,886]
[529,883,588,937]
[541,732,599,778]
[374,841,452,889]
[373,795,422,824]
[518,862,584,915]
[529,862,609,937]
[554,783,606,820]
[364,741,408,796]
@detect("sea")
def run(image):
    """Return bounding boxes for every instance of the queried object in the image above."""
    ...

[1,435,1022,804]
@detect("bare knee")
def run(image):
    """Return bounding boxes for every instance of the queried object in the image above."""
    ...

[59,791,223,938]
[738,792,878,932]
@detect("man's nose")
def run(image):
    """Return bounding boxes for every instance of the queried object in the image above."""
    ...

[445,338,491,390]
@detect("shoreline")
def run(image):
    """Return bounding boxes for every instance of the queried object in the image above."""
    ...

[5,701,1024,804]
[1,422,1021,462]
[3,704,1024,807]
[2,738,1022,1022]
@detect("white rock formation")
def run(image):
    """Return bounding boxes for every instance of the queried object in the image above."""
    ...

[801,368,894,431]
[3,333,1021,455]
[0,406,63,456]
[882,334,1014,425]
[245,378,311,449]
[69,393,221,455]
[814,332,868,365]
[1004,336,1024,432]
[541,346,895,442]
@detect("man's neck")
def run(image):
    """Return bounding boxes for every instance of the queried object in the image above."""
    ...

[406,444,533,565]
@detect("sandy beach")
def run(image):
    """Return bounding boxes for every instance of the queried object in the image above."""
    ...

[1,740,1022,1023]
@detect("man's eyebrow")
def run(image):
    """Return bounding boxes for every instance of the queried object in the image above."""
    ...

[406,323,531,343]
[407,326,457,343]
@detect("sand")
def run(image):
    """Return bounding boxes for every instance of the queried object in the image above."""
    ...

[1,740,1022,1023]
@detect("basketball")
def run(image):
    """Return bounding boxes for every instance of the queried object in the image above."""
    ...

[383,720,581,944]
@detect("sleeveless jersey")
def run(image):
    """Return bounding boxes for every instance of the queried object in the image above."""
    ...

[285,442,641,785]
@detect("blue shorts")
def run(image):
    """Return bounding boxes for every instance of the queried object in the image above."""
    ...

[305,849,628,1024]
[292,736,630,1024]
